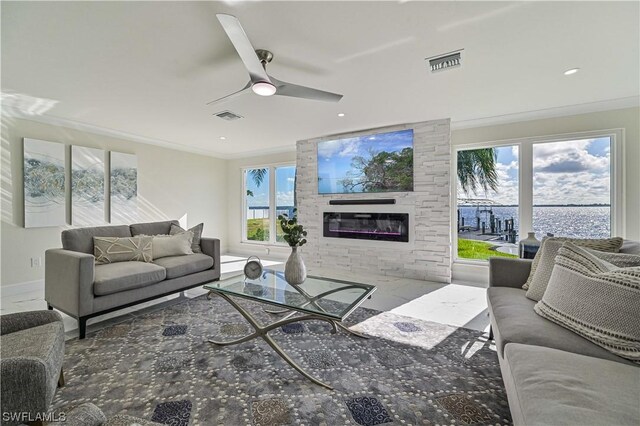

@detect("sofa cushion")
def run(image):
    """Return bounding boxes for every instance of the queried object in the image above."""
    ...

[503,343,640,426]
[487,287,634,365]
[130,220,179,237]
[62,225,131,254]
[153,254,213,279]
[535,243,640,363]
[94,262,166,296]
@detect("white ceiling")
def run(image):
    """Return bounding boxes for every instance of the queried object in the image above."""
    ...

[2,1,639,158]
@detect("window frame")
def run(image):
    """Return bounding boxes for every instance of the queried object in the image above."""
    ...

[451,128,624,265]
[241,162,296,246]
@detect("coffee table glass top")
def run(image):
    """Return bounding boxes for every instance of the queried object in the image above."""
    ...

[203,270,376,321]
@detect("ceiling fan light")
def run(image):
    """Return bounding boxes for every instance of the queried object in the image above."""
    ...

[252,82,277,96]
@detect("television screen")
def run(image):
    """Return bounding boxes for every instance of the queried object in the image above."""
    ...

[317,129,414,194]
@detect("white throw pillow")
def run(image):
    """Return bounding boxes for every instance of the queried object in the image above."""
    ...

[152,231,194,259]
[523,236,624,299]
[534,242,640,363]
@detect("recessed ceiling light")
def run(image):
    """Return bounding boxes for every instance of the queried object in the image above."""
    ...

[564,68,580,76]
[337,113,345,117]
[220,136,226,140]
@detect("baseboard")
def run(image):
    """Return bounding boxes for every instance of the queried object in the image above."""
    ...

[1,279,44,297]
[452,262,489,285]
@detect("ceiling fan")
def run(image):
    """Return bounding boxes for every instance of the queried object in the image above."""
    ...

[207,14,343,106]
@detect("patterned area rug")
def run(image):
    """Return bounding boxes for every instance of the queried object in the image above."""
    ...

[53,295,512,425]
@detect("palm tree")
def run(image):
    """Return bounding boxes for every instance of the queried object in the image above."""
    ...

[246,168,267,197]
[457,148,499,196]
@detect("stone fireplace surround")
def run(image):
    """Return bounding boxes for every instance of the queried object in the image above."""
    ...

[295,119,452,283]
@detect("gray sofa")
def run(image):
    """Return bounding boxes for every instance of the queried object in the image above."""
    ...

[1,311,65,426]
[487,240,640,425]
[45,220,220,339]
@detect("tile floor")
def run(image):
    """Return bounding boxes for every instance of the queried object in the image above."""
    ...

[0,254,491,339]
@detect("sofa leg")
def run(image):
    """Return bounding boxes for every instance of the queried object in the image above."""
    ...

[79,317,87,339]
[488,325,494,340]
[47,303,53,310]
[57,367,65,388]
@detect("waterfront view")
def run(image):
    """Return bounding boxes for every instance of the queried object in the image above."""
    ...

[458,205,611,240]
[457,137,612,260]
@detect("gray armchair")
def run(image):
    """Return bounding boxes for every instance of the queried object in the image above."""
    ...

[1,311,65,426]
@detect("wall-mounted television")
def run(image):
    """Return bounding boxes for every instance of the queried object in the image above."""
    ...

[317,129,414,194]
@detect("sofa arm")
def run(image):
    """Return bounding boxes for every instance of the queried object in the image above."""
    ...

[489,257,533,288]
[200,237,221,279]
[45,249,95,317]
[0,310,62,336]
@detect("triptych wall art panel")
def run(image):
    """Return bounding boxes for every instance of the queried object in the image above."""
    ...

[71,146,106,226]
[23,138,66,228]
[23,138,138,228]
[110,151,138,224]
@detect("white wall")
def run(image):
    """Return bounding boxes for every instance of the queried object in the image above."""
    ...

[1,117,228,287]
[451,107,640,241]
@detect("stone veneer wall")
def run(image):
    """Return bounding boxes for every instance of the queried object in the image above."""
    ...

[296,119,452,283]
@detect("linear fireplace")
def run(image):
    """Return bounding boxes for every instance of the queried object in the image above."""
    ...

[323,212,410,242]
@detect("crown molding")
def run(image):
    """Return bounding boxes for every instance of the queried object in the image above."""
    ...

[451,96,640,130]
[4,96,637,160]
[3,111,230,159]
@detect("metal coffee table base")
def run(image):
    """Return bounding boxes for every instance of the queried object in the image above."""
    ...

[207,291,365,390]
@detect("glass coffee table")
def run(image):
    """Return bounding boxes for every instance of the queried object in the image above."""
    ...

[203,269,376,389]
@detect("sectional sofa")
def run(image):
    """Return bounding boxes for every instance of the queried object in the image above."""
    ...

[487,240,640,425]
[45,220,220,338]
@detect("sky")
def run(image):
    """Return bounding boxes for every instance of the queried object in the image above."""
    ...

[459,137,611,205]
[245,166,295,208]
[317,129,414,194]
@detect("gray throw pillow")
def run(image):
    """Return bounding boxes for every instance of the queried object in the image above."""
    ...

[170,223,203,253]
[522,236,623,296]
[93,236,153,264]
[152,231,194,259]
[534,243,640,363]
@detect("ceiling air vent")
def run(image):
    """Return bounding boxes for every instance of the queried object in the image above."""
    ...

[213,110,243,121]
[426,49,463,73]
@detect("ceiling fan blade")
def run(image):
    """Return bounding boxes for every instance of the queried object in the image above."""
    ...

[206,81,251,105]
[216,14,271,85]
[270,77,343,103]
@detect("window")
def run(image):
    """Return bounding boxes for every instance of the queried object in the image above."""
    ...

[276,166,296,242]
[243,165,296,244]
[455,131,620,262]
[532,137,612,239]
[457,146,519,261]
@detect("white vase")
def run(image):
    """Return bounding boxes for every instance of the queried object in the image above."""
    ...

[284,247,307,285]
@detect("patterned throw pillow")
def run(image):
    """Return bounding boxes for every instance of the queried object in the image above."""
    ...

[94,236,153,264]
[522,236,623,295]
[534,243,640,363]
[152,231,194,259]
[170,223,203,253]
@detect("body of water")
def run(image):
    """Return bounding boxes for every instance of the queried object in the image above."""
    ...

[458,206,611,239]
